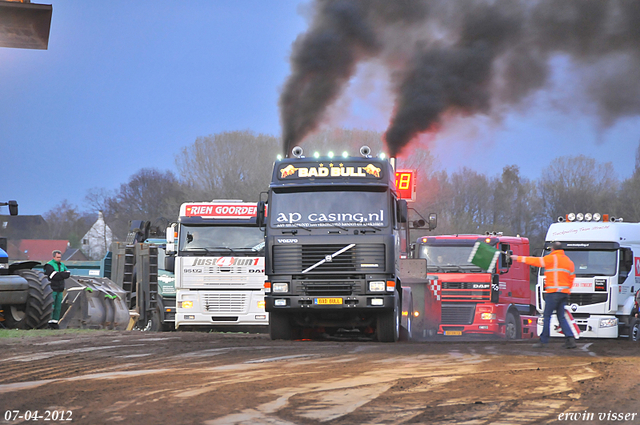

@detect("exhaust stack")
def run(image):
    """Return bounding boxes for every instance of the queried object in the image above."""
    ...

[0,1,53,50]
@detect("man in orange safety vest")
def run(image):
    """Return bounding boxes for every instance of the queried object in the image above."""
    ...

[511,241,576,349]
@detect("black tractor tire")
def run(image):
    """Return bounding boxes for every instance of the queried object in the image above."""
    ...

[505,311,521,340]
[3,270,53,329]
[269,311,292,340]
[399,295,413,342]
[628,317,640,342]
[377,295,400,342]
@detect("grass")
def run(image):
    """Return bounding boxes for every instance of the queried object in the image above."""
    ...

[0,328,104,339]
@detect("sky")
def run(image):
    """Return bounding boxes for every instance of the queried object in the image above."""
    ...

[2,1,640,216]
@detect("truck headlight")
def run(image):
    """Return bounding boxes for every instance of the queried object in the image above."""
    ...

[180,301,193,309]
[599,318,617,328]
[272,283,289,293]
[368,281,385,292]
[0,263,8,269]
[481,313,496,320]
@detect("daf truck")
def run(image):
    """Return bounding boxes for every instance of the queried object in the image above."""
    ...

[413,233,537,339]
[537,213,640,340]
[166,201,268,330]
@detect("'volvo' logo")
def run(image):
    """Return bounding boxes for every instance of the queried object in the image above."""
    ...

[277,238,298,244]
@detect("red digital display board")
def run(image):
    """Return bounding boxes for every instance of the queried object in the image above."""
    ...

[395,169,416,202]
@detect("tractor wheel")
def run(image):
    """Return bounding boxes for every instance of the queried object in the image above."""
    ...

[269,311,292,340]
[505,311,521,340]
[4,270,53,329]
[377,295,400,342]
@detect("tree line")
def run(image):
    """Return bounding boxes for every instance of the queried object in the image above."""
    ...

[40,129,638,256]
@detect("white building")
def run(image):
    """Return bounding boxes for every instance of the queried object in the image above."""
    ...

[81,211,113,260]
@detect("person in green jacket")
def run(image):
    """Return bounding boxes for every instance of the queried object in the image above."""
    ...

[43,250,70,326]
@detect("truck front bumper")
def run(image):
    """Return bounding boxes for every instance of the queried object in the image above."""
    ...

[538,314,619,338]
[175,311,269,327]
[265,294,395,311]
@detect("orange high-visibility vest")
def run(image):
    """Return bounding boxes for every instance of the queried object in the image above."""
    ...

[518,250,575,294]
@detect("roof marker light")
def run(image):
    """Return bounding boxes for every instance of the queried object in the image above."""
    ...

[328,151,334,158]
[585,213,592,221]
[342,151,349,158]
[313,151,320,158]
[276,154,283,161]
[379,153,386,160]
[567,213,576,222]
[576,213,584,221]
[593,213,601,221]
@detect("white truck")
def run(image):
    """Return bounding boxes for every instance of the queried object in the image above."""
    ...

[165,201,268,330]
[536,213,640,340]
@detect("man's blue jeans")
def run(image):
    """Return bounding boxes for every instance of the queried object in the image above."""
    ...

[540,292,574,343]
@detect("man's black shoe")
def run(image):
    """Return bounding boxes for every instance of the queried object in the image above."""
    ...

[564,337,577,349]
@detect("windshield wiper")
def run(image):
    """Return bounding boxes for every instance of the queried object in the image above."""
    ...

[280,223,311,234]
[315,222,349,231]
[459,265,483,272]
[203,246,237,254]
[358,224,381,233]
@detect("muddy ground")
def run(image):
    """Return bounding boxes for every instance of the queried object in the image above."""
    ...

[1,331,639,425]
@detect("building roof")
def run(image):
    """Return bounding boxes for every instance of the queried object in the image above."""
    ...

[62,248,88,261]
[18,239,69,262]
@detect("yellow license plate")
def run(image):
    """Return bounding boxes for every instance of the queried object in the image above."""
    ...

[315,298,343,305]
[444,330,462,336]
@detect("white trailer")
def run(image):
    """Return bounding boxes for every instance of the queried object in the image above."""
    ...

[537,214,640,340]
[165,201,268,329]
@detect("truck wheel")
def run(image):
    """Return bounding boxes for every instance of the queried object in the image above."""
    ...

[505,311,521,340]
[4,270,53,330]
[377,295,400,342]
[629,317,640,342]
[399,295,413,342]
[269,311,292,340]
[139,307,162,332]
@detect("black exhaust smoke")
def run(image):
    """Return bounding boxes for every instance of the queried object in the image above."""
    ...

[280,0,640,157]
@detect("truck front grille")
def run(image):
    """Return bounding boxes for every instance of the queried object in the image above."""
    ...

[202,293,247,313]
[543,293,608,306]
[441,282,490,302]
[273,244,385,274]
[441,303,476,325]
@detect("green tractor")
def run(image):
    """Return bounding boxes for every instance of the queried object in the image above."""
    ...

[0,200,53,329]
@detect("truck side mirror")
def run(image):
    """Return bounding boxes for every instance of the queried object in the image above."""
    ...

[397,200,408,223]
[8,200,18,216]
[257,201,266,227]
[164,255,175,273]
[428,213,437,230]
[165,223,177,254]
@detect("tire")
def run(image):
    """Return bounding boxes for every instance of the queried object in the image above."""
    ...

[269,310,292,340]
[399,295,413,342]
[505,311,521,340]
[629,317,640,342]
[139,307,162,332]
[377,294,400,342]
[3,270,53,330]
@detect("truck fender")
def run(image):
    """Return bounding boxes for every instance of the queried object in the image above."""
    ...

[9,261,41,273]
[620,295,636,317]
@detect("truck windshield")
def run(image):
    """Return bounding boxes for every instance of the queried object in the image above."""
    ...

[555,250,617,277]
[178,225,265,253]
[270,190,389,229]
[418,245,480,270]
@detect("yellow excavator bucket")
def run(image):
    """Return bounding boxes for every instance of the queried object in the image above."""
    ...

[0,0,52,50]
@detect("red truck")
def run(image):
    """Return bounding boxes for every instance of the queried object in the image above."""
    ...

[412,233,537,339]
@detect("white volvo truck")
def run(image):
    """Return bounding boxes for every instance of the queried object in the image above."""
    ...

[537,213,640,340]
[165,201,268,330]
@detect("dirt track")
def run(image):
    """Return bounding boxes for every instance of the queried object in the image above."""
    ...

[1,332,639,425]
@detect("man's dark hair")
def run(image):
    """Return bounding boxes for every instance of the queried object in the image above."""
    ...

[551,241,563,251]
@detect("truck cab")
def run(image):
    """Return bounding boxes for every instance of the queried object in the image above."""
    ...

[167,201,268,330]
[538,214,640,339]
[414,234,537,339]
[260,147,408,341]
